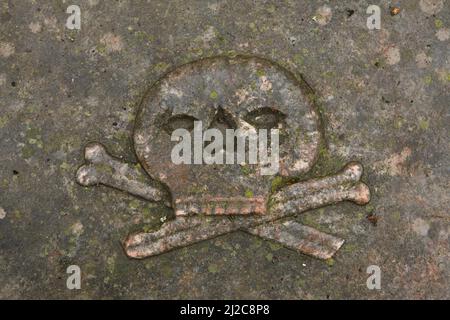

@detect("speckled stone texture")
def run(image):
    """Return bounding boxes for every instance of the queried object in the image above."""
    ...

[0,0,448,299]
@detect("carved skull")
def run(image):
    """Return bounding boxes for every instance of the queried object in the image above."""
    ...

[133,56,321,216]
[76,55,371,259]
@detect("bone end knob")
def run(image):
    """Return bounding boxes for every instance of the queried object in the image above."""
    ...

[76,165,100,186]
[84,142,108,164]
[342,161,363,181]
[349,182,371,205]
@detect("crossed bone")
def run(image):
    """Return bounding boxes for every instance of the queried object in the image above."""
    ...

[77,143,370,260]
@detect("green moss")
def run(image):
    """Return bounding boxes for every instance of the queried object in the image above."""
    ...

[129,199,141,210]
[0,116,8,128]
[226,50,238,58]
[394,118,404,129]
[326,258,335,267]
[135,171,148,184]
[127,113,136,122]
[342,243,358,253]
[96,44,107,55]
[13,210,22,220]
[301,213,321,230]
[191,48,203,56]
[269,242,282,251]
[208,263,219,273]
[265,253,273,262]
[364,204,375,215]
[419,119,429,130]
[142,225,153,233]
[250,238,263,250]
[60,162,71,171]
[244,189,254,198]
[391,211,401,222]
[215,239,234,251]
[39,244,50,258]
[310,145,346,178]
[21,144,35,159]
[209,90,218,99]
[188,184,208,194]
[161,263,173,277]
[240,164,254,176]
[216,34,226,43]
[256,69,266,77]
[293,53,304,67]
[435,19,444,29]
[106,256,116,274]
[113,130,130,145]
[266,4,276,13]
[296,278,306,288]
[271,176,284,192]
[25,127,43,148]
[142,206,152,220]
[28,138,43,148]
[321,71,335,78]
[95,163,113,175]
[154,62,170,73]
[134,30,155,43]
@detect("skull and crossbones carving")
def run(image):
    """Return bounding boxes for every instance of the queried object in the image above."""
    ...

[76,56,370,260]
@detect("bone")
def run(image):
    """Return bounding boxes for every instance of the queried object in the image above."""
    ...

[124,216,238,258]
[270,182,371,216]
[76,143,167,204]
[270,161,364,203]
[245,220,345,260]
[124,163,370,259]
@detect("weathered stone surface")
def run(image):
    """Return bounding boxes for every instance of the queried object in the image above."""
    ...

[0,1,448,299]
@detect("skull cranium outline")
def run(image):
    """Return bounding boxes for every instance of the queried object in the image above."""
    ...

[76,55,371,260]
[134,56,321,216]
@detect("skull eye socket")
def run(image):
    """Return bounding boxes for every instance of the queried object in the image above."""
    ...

[244,107,286,130]
[164,114,198,134]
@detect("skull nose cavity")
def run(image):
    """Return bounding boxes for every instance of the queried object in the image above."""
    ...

[210,107,237,130]
[207,106,238,152]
